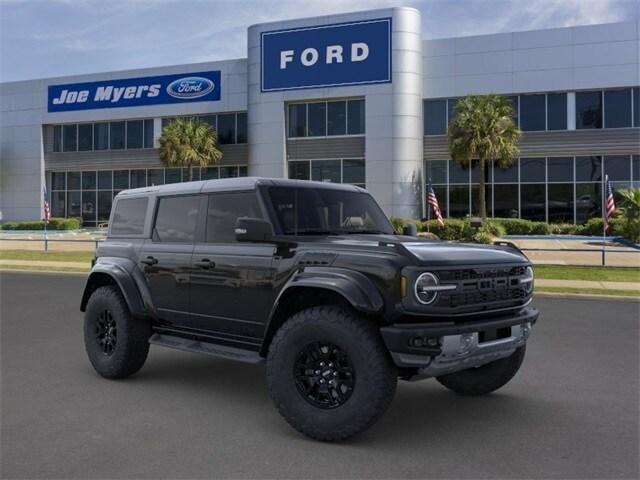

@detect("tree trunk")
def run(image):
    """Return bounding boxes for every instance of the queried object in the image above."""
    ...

[479,158,487,220]
[188,164,193,182]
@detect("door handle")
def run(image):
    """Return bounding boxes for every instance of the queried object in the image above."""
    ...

[140,256,158,266]
[194,258,215,269]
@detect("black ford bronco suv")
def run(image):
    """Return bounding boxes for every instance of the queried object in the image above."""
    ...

[81,177,538,441]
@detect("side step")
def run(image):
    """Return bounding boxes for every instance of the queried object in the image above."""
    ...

[149,333,264,364]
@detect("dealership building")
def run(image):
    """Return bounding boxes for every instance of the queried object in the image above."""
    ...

[1,7,638,225]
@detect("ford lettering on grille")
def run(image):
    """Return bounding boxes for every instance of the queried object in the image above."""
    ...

[166,77,215,99]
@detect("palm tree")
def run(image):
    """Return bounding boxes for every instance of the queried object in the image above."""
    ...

[159,117,222,181]
[448,95,521,220]
[616,188,640,242]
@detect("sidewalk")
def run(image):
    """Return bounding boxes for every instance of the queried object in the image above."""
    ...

[0,259,89,270]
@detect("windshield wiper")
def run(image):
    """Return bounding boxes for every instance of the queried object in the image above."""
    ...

[345,229,390,235]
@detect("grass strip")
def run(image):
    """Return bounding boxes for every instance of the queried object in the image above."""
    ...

[536,286,640,298]
[0,265,89,274]
[533,265,640,283]
[0,250,94,263]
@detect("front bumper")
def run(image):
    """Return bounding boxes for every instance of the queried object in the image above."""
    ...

[380,307,539,380]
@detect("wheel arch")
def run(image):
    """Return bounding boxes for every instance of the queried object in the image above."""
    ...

[260,268,384,356]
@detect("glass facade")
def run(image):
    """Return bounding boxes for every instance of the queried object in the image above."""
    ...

[47,165,248,226]
[426,154,636,224]
[287,99,365,138]
[52,119,153,152]
[161,112,247,145]
[288,159,365,188]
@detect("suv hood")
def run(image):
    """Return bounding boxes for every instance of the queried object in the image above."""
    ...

[318,234,529,266]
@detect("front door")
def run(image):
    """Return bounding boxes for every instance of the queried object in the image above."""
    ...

[188,191,275,346]
[138,194,202,325]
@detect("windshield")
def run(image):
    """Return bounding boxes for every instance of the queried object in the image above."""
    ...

[266,186,394,236]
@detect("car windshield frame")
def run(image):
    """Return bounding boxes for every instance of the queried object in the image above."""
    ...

[262,185,395,236]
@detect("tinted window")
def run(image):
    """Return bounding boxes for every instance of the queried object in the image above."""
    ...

[206,192,262,243]
[202,167,219,180]
[424,99,447,135]
[604,88,631,128]
[51,172,65,190]
[98,191,112,221]
[126,120,143,149]
[520,94,546,131]
[98,171,112,190]
[110,197,148,235]
[548,184,574,223]
[327,101,346,135]
[53,125,62,152]
[288,104,306,137]
[426,160,447,184]
[63,124,77,152]
[347,99,365,135]
[548,157,573,182]
[547,93,567,130]
[634,155,640,182]
[449,160,469,184]
[576,91,602,129]
[220,166,239,178]
[311,160,341,183]
[506,96,519,125]
[82,171,96,190]
[143,119,154,148]
[449,185,469,218]
[110,121,125,149]
[493,161,518,183]
[94,122,109,150]
[236,113,247,144]
[520,184,546,221]
[604,155,631,181]
[154,195,199,243]
[114,170,129,190]
[447,98,458,126]
[307,103,327,137]
[576,183,601,223]
[130,170,147,188]
[289,162,310,180]
[576,156,602,182]
[267,187,393,235]
[51,191,65,217]
[493,184,519,218]
[634,87,639,127]
[165,168,182,184]
[67,171,81,190]
[78,124,93,151]
[343,159,365,186]
[217,114,236,144]
[148,169,164,186]
[520,157,546,182]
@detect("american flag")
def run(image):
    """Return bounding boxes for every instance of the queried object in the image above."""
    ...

[43,186,51,224]
[603,174,616,232]
[427,183,444,226]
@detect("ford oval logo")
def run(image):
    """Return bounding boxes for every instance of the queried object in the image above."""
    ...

[166,76,215,99]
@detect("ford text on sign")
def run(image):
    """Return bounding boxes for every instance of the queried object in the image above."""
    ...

[261,18,391,92]
[48,71,221,112]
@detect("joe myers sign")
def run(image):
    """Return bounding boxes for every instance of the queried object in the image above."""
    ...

[261,18,391,92]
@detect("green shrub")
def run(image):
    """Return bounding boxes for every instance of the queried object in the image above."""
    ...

[419,218,474,241]
[0,217,81,231]
[487,218,550,235]
[548,223,578,235]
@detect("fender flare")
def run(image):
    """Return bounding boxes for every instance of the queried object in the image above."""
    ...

[261,267,384,353]
[80,258,153,319]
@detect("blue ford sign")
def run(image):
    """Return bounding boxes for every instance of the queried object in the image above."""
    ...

[48,71,221,112]
[261,18,391,92]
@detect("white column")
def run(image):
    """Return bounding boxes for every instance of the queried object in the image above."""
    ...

[567,92,576,130]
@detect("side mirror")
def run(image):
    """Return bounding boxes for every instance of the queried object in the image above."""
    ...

[235,217,274,243]
[402,223,417,236]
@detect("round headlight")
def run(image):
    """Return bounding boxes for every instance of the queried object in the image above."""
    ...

[523,266,534,293]
[414,272,440,305]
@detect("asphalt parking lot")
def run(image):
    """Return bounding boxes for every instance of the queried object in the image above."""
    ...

[1,271,638,479]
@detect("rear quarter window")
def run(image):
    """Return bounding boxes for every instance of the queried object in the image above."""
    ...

[109,197,148,236]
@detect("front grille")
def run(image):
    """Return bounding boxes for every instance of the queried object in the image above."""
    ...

[434,265,530,310]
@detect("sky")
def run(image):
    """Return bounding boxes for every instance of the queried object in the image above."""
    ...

[1,0,638,82]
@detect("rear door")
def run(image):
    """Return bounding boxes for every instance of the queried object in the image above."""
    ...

[188,190,275,344]
[138,194,202,325]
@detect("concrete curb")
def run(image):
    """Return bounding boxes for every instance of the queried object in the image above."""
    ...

[0,268,88,276]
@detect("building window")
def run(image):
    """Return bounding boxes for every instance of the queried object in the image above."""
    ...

[447,99,458,126]
[633,155,640,183]
[51,172,65,191]
[236,113,247,144]
[288,159,365,187]
[114,170,129,191]
[287,99,364,138]
[63,124,77,152]
[144,119,154,148]
[604,88,632,128]
[424,99,447,135]
[604,155,631,181]
[548,184,574,223]
[53,125,62,152]
[576,156,602,182]
[633,88,639,127]
[493,161,518,183]
[449,185,469,218]
[148,169,164,186]
[547,93,567,130]
[109,121,125,149]
[425,160,448,184]
[217,113,236,144]
[307,102,327,137]
[327,101,346,135]
[576,183,601,223]
[520,157,546,183]
[520,184,546,221]
[77,124,93,151]
[576,91,603,129]
[448,160,469,184]
[126,120,143,149]
[519,94,546,131]
[493,184,519,218]
[548,157,573,182]
[94,123,109,150]
[97,171,112,190]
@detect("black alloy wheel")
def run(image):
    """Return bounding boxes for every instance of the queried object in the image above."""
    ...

[294,342,355,409]
[95,309,117,356]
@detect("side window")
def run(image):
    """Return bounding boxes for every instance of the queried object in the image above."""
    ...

[206,192,262,243]
[110,197,148,236]
[153,195,200,243]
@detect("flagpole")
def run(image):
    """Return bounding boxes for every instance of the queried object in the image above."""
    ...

[426,179,431,233]
[602,175,606,266]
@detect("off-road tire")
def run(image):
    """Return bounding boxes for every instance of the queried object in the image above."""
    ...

[436,345,526,396]
[84,286,151,379]
[266,306,397,441]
